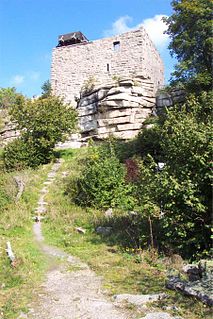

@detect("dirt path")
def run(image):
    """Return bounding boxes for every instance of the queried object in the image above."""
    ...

[23,160,132,319]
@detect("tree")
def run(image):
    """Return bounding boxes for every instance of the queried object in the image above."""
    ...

[4,95,77,169]
[41,80,52,98]
[163,0,213,92]
[0,87,23,130]
[0,87,19,109]
[136,92,212,258]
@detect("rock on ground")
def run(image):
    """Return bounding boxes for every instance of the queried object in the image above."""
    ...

[140,312,182,319]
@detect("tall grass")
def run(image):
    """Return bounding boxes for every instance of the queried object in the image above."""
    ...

[0,162,51,319]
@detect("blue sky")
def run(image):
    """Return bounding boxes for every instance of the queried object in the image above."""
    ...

[0,0,175,97]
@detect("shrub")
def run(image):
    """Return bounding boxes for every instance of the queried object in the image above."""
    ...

[132,92,212,259]
[4,95,77,170]
[3,137,55,170]
[3,138,29,171]
[75,142,135,210]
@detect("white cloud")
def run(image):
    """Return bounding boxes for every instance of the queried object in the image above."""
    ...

[10,71,40,87]
[140,15,169,48]
[104,16,132,37]
[103,14,169,49]
[11,75,25,86]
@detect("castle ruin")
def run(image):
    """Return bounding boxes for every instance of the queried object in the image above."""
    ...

[51,27,164,142]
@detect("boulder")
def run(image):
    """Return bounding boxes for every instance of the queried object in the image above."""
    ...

[166,276,213,306]
[96,88,109,101]
[73,76,156,141]
[182,264,202,281]
[96,226,112,235]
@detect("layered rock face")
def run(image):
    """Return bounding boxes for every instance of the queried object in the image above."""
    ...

[0,123,20,146]
[0,110,20,146]
[77,75,155,140]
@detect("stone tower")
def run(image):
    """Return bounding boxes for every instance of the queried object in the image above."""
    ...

[51,27,164,106]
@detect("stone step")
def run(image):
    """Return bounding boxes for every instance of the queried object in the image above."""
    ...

[37,201,48,206]
[40,187,48,194]
[43,181,52,185]
[35,207,47,214]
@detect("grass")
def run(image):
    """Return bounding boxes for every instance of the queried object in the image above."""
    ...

[0,146,211,318]
[0,159,51,319]
[43,148,212,319]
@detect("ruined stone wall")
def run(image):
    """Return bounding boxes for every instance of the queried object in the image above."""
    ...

[156,89,186,114]
[51,27,164,106]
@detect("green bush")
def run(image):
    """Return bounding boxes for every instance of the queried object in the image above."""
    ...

[3,137,54,170]
[3,95,77,170]
[130,92,212,259]
[74,142,135,210]
[3,138,29,171]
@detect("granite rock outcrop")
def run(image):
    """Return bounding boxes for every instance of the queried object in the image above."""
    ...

[77,75,156,140]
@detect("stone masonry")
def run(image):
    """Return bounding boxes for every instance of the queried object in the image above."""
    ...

[51,27,164,107]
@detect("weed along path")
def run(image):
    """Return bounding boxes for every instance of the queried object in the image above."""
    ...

[24,159,130,319]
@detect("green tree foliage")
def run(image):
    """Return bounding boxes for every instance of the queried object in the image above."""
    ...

[41,80,52,98]
[4,95,77,170]
[0,87,19,109]
[75,142,134,209]
[135,92,212,258]
[0,87,22,130]
[163,0,213,92]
